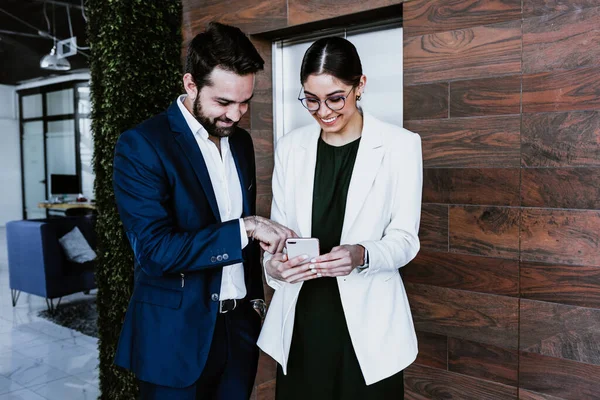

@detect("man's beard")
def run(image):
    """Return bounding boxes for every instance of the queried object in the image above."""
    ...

[193,96,238,138]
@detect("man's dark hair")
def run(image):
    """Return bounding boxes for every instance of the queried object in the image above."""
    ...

[185,22,265,90]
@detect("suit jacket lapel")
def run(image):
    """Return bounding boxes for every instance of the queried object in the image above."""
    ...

[295,126,320,238]
[168,101,221,222]
[229,133,252,217]
[341,113,384,240]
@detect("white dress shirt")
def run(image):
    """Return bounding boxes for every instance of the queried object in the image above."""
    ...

[177,95,248,300]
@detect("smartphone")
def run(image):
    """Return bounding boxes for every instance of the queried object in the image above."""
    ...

[285,238,320,265]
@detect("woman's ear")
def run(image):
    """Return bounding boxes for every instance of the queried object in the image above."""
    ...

[357,74,367,97]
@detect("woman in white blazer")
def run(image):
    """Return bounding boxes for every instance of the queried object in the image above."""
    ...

[257,37,422,399]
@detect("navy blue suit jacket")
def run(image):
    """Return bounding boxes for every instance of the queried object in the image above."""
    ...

[113,100,263,388]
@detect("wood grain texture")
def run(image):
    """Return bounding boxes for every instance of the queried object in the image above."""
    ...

[251,130,275,197]
[181,0,287,38]
[406,283,519,349]
[287,0,402,25]
[523,6,600,73]
[521,167,600,209]
[450,206,520,259]
[419,204,449,252]
[256,194,272,219]
[522,111,600,167]
[519,351,600,399]
[448,338,518,386]
[519,389,566,400]
[256,379,275,400]
[404,21,522,84]
[405,116,521,167]
[523,0,600,18]
[254,351,277,386]
[404,0,522,37]
[423,168,520,206]
[520,299,600,366]
[414,331,448,369]
[403,251,519,296]
[405,364,518,400]
[450,75,521,117]
[404,83,449,121]
[523,67,600,113]
[521,262,600,309]
[521,209,600,266]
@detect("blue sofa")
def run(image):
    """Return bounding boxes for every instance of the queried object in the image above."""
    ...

[6,216,97,312]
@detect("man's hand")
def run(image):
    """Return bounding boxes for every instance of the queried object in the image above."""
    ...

[266,253,319,284]
[244,216,297,254]
[309,245,365,277]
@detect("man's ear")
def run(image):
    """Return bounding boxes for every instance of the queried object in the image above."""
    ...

[183,73,197,99]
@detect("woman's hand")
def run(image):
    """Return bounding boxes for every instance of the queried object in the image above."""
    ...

[310,245,365,277]
[265,253,319,284]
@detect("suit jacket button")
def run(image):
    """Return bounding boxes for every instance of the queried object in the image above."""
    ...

[211,293,219,302]
[216,255,223,262]
[210,256,216,263]
[223,253,229,260]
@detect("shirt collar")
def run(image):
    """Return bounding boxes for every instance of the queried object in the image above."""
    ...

[177,94,209,141]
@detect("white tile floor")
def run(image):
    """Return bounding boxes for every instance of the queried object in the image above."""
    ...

[0,227,100,399]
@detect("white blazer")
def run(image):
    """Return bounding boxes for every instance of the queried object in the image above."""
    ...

[257,112,422,385]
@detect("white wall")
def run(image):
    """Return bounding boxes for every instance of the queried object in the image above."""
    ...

[0,85,23,225]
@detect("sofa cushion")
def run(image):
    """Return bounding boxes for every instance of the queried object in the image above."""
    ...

[58,226,97,263]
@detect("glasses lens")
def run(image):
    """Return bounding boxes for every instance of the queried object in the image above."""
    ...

[301,98,320,111]
[325,96,345,111]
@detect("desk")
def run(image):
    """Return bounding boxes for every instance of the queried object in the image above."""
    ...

[38,202,96,211]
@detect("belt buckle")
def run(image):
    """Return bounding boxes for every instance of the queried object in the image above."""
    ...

[219,299,237,314]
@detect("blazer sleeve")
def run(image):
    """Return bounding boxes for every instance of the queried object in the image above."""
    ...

[262,140,288,290]
[359,133,423,276]
[113,129,243,277]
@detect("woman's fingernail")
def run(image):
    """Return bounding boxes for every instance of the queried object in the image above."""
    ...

[316,273,322,278]
[310,258,316,263]
[309,264,315,269]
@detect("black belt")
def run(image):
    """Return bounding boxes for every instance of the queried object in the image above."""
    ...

[219,298,246,314]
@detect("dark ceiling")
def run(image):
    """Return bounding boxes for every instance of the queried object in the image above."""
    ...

[0,0,88,85]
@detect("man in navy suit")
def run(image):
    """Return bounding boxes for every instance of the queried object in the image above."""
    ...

[112,22,295,399]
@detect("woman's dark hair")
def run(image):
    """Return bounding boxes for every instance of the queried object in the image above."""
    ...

[185,22,264,90]
[300,37,363,86]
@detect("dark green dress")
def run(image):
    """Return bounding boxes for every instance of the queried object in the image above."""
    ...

[276,136,404,400]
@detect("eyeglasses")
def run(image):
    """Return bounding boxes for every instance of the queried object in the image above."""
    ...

[298,86,356,112]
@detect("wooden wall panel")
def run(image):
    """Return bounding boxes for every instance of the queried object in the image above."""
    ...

[520,299,600,366]
[521,168,600,209]
[407,283,519,349]
[521,111,600,167]
[405,364,518,400]
[519,352,600,399]
[519,389,565,400]
[523,0,600,18]
[404,21,521,84]
[414,331,448,369]
[403,0,522,37]
[423,168,520,206]
[521,209,600,266]
[181,0,287,37]
[419,204,449,252]
[448,338,518,386]
[404,83,449,120]
[403,251,519,296]
[287,0,403,25]
[449,206,520,259]
[450,75,521,117]
[523,7,600,73]
[521,262,600,309]
[405,116,521,167]
[523,67,600,113]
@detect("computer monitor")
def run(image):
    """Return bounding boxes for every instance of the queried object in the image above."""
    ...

[50,174,79,195]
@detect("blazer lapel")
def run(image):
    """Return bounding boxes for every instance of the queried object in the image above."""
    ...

[295,126,320,238]
[168,101,221,222]
[341,113,384,240]
[229,133,252,217]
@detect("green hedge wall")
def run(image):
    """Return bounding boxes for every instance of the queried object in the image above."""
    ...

[87,1,182,398]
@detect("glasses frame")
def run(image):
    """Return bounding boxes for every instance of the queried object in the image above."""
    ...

[297,86,356,112]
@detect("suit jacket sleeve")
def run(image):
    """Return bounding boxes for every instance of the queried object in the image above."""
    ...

[113,129,243,277]
[359,133,423,275]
